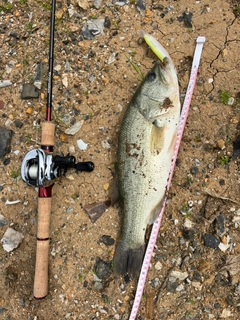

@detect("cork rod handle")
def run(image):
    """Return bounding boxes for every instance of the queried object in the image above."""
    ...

[33,197,52,299]
[41,121,55,146]
[34,121,55,299]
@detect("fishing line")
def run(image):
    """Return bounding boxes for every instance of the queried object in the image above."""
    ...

[129,36,206,320]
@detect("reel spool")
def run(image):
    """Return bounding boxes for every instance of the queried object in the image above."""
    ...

[21,148,94,187]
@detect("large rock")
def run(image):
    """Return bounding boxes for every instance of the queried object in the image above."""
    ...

[21,83,39,99]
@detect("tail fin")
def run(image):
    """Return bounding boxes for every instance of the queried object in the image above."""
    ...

[113,239,145,279]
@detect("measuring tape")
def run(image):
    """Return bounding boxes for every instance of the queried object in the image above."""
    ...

[129,36,206,320]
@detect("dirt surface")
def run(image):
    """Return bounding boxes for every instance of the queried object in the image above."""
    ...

[0,0,240,319]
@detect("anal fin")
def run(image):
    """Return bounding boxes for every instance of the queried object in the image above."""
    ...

[147,196,165,225]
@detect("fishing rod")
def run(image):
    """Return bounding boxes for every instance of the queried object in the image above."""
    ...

[21,0,94,299]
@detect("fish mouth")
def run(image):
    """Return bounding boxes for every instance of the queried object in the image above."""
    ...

[156,58,177,87]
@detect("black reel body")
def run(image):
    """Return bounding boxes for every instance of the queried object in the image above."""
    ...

[21,148,94,187]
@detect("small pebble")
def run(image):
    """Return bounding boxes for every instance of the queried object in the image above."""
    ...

[0,126,13,158]
[150,277,160,288]
[232,135,240,159]
[84,201,110,223]
[220,308,232,318]
[216,139,225,149]
[14,120,23,128]
[203,234,220,249]
[77,139,88,150]
[26,107,33,114]
[19,298,25,307]
[68,5,75,18]
[188,200,194,208]
[5,119,13,126]
[214,215,225,237]
[93,281,103,291]
[56,10,63,19]
[101,140,111,149]
[59,133,68,143]
[235,283,240,295]
[195,159,201,166]
[181,10,193,28]
[104,17,111,28]
[64,61,72,72]
[183,218,195,229]
[191,281,202,290]
[155,261,163,271]
[193,270,202,282]
[228,97,234,106]
[82,19,105,40]
[0,80,12,88]
[54,64,61,72]
[169,270,188,282]
[66,207,73,214]
[182,229,195,241]
[69,145,75,154]
[190,166,199,175]
[219,179,225,186]
[34,62,44,89]
[93,0,103,9]
[65,120,84,135]
[0,214,8,227]
[1,228,24,252]
[94,257,111,280]
[62,75,68,88]
[103,183,109,191]
[3,158,10,165]
[166,281,178,292]
[218,241,230,252]
[99,235,115,246]
[107,53,116,65]
[176,284,185,292]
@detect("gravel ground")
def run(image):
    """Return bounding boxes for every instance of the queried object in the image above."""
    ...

[0,0,240,319]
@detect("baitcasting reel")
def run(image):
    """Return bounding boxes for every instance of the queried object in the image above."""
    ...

[21,148,94,187]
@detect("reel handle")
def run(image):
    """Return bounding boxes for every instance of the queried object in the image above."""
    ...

[75,161,95,172]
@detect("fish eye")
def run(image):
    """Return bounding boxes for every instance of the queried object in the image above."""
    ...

[147,72,156,81]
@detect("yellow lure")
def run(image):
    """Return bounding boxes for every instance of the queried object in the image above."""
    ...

[137,30,172,63]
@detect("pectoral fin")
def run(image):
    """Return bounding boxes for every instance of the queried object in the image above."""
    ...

[168,127,178,154]
[150,125,165,155]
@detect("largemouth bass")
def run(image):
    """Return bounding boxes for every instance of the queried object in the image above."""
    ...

[113,57,180,279]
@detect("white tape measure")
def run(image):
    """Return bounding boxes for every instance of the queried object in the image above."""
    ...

[129,36,206,320]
